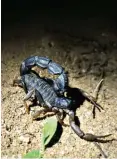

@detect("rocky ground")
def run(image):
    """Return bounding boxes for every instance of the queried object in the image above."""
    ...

[1,16,117,158]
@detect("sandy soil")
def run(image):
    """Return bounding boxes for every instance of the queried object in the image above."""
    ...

[1,18,117,158]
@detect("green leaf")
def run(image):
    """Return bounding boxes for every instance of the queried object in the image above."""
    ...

[42,116,57,148]
[23,150,42,158]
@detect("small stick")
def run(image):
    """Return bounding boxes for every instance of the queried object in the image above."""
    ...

[92,79,104,118]
[93,79,108,158]
[93,79,104,100]
[94,142,108,158]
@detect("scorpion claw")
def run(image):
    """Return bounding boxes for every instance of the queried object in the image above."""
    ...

[56,108,69,127]
[32,108,52,120]
[68,110,113,142]
[82,133,112,142]
[24,101,30,114]
[70,121,113,142]
[82,133,98,141]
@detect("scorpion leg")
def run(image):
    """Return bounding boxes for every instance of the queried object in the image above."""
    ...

[32,107,59,120]
[32,106,68,126]
[35,90,45,107]
[13,79,23,87]
[56,109,69,127]
[32,108,53,120]
[32,90,57,120]
[65,110,112,142]
[78,88,103,111]
[24,89,35,114]
[13,77,28,93]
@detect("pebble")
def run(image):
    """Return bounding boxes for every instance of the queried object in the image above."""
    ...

[2,97,6,101]
[60,150,65,155]
[1,119,5,125]
[18,135,30,144]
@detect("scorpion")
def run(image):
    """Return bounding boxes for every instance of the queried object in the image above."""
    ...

[13,56,113,142]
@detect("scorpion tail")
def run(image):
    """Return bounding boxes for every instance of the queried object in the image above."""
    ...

[20,56,69,94]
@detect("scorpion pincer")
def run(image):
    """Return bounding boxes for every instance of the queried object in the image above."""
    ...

[13,56,113,142]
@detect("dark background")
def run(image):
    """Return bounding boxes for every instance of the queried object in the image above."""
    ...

[2,0,117,31]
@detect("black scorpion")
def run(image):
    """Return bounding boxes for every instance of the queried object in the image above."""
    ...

[13,56,112,142]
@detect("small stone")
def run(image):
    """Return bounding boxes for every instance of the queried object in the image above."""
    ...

[81,68,87,73]
[2,97,6,101]
[6,125,11,132]
[12,139,17,147]
[1,119,5,125]
[19,135,30,144]
[60,150,65,155]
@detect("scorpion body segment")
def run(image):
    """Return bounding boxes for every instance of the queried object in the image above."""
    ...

[20,73,72,109]
[20,56,68,94]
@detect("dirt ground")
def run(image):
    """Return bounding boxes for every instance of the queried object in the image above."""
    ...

[1,16,117,158]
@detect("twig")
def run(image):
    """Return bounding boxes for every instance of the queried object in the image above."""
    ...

[93,79,108,158]
[93,79,104,100]
[92,79,104,118]
[94,142,108,158]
